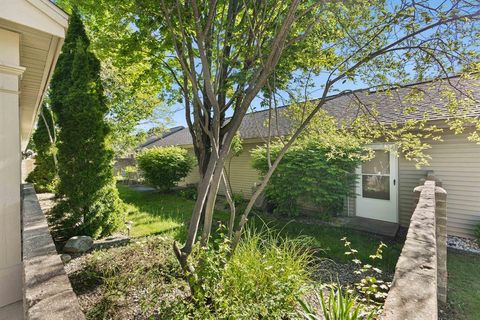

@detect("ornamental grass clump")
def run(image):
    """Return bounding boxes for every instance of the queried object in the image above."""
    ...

[137,146,195,192]
[297,237,388,320]
[163,226,314,319]
[298,284,375,320]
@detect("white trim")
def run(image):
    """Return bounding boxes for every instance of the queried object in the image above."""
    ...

[0,87,20,95]
[0,64,25,77]
[0,0,68,38]
[355,143,399,223]
[24,36,62,150]
[26,0,69,28]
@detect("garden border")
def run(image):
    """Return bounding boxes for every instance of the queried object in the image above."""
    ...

[22,184,85,320]
[381,175,447,319]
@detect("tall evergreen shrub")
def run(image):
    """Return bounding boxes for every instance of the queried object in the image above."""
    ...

[48,10,123,239]
[26,102,57,192]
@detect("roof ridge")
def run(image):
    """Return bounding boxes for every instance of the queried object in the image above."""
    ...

[140,126,185,148]
[238,74,468,118]
[144,74,479,148]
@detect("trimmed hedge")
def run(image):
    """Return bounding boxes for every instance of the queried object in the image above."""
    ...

[137,146,195,191]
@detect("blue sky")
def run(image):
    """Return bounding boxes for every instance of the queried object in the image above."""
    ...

[163,74,368,128]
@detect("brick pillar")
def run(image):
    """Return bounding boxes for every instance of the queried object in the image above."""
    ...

[435,186,447,303]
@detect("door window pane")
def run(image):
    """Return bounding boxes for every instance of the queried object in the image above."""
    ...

[362,175,390,200]
[362,150,389,175]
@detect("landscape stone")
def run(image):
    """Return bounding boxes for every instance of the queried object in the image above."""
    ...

[63,236,94,253]
[61,254,72,264]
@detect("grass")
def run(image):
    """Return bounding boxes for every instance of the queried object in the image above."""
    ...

[255,216,402,271]
[74,185,480,319]
[119,185,229,239]
[118,184,402,272]
[446,250,480,319]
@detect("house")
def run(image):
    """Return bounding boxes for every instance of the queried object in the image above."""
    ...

[0,0,68,315]
[149,76,480,238]
[140,125,185,149]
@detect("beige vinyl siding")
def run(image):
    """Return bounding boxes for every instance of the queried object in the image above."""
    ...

[179,142,352,215]
[178,144,261,198]
[222,144,261,198]
[178,132,480,238]
[178,148,201,186]
[345,195,356,216]
[398,158,428,227]
[399,132,480,238]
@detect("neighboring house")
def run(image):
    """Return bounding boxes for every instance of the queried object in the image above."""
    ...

[139,125,185,149]
[0,0,68,311]
[148,76,480,238]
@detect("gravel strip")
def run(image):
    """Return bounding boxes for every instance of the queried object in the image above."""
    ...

[447,235,480,254]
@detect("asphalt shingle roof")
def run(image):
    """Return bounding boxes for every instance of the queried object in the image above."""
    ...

[147,76,480,147]
[140,126,185,148]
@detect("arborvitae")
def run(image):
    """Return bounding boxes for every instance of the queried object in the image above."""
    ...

[26,102,58,192]
[48,10,123,239]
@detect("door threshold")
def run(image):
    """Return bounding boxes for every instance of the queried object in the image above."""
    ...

[340,216,399,238]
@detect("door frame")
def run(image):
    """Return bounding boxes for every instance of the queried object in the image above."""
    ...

[355,143,399,223]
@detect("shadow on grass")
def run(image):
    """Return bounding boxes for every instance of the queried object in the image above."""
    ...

[117,184,403,272]
[68,266,104,296]
[118,184,229,242]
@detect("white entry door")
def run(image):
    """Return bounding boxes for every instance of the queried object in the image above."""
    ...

[355,144,398,223]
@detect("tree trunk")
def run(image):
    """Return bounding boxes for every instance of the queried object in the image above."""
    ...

[40,108,58,167]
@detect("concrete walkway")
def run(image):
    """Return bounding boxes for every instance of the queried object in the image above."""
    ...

[127,184,157,192]
[0,301,22,320]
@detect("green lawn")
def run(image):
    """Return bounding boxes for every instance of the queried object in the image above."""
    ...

[119,185,230,239]
[447,250,480,319]
[118,184,402,271]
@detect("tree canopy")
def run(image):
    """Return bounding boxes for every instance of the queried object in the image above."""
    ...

[57,1,175,156]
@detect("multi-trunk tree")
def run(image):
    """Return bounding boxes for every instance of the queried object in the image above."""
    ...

[67,0,479,277]
[48,10,124,240]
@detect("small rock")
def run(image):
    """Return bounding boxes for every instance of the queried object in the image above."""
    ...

[63,236,94,253]
[61,254,72,263]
